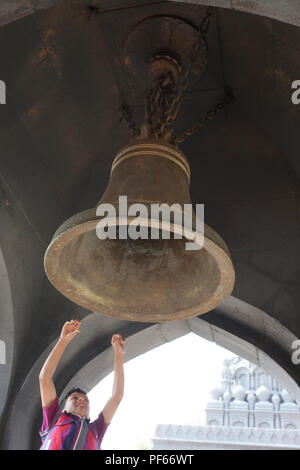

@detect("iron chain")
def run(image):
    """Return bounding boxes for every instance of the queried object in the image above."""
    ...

[144,5,214,140]
[173,89,235,146]
[120,103,140,136]
[120,6,234,146]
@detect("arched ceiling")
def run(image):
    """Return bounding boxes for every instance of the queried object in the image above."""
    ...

[2,1,300,29]
[0,0,300,449]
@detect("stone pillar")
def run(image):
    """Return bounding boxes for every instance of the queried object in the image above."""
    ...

[272,393,281,429]
[247,391,256,427]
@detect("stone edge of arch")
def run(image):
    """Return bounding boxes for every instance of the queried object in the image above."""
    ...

[64,300,300,403]
[1,0,300,29]
[4,295,300,449]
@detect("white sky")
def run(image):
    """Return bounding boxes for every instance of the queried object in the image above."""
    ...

[88,332,236,450]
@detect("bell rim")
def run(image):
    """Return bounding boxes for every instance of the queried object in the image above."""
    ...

[44,209,235,323]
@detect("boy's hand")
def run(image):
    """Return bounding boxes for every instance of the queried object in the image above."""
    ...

[111,334,125,357]
[60,320,81,342]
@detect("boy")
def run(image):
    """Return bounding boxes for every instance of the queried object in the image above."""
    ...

[39,320,125,450]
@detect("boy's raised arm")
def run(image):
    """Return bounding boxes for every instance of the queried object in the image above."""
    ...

[102,334,125,424]
[39,320,81,407]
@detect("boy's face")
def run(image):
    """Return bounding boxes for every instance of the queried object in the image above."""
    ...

[64,392,90,419]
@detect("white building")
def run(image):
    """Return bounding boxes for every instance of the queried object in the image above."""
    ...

[152,356,300,450]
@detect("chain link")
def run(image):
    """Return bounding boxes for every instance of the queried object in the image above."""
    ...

[172,88,234,146]
[120,103,140,136]
[145,71,183,139]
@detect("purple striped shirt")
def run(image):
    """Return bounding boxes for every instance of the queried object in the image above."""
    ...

[39,397,109,450]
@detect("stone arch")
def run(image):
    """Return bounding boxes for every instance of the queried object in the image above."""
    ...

[233,367,250,389]
[6,295,300,449]
[208,420,219,426]
[258,422,270,428]
[233,421,244,427]
[257,371,268,388]
[64,307,300,404]
[1,1,300,29]
[285,423,296,429]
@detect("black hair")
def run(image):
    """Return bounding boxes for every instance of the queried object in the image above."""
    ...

[64,387,87,401]
[58,388,88,410]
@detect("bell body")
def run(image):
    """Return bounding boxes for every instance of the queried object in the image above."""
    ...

[44,139,235,322]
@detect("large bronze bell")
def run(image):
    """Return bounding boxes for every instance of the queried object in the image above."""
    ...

[44,138,235,322]
[44,13,235,322]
